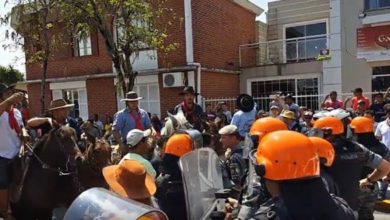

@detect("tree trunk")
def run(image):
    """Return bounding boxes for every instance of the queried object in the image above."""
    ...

[40,58,48,115]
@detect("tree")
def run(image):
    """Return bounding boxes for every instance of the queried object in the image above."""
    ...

[2,0,64,114]
[60,0,178,94]
[0,65,24,85]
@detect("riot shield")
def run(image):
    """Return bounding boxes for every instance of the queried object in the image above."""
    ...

[179,148,224,220]
[64,188,168,220]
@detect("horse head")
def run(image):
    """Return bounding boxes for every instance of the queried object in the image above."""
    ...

[38,126,82,176]
[80,121,100,143]
[85,139,112,169]
[161,111,193,137]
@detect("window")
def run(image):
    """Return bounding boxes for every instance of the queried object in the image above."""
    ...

[134,84,160,117]
[285,22,327,62]
[115,18,150,50]
[372,66,390,92]
[52,88,89,120]
[117,83,161,117]
[74,33,92,57]
[251,77,320,110]
[365,0,390,10]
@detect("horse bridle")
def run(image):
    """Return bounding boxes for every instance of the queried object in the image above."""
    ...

[24,134,78,177]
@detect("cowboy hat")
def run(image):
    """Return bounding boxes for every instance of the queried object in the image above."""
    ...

[120,91,143,102]
[236,94,254,112]
[102,160,156,200]
[0,83,15,95]
[179,86,199,96]
[281,110,296,120]
[48,99,74,111]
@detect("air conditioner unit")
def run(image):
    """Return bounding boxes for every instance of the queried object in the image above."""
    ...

[163,72,185,88]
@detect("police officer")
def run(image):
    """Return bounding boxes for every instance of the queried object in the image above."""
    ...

[235,117,288,219]
[219,125,247,191]
[309,136,338,195]
[155,133,193,220]
[350,116,390,220]
[313,116,390,212]
[250,131,356,219]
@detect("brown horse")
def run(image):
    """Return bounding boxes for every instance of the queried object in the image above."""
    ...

[77,139,111,189]
[78,121,112,189]
[10,126,83,220]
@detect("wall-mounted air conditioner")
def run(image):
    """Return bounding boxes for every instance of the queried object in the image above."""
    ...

[163,72,185,88]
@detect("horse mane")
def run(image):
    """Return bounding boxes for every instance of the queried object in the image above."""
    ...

[161,111,192,137]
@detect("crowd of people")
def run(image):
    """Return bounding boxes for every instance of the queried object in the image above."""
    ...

[1,81,390,219]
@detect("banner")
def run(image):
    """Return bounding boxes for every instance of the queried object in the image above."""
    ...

[357,25,390,62]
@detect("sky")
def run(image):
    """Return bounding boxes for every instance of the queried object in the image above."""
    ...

[0,0,277,74]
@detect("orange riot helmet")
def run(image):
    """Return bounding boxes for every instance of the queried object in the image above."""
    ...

[313,116,344,135]
[255,130,320,181]
[249,117,287,141]
[308,137,335,167]
[350,116,374,134]
[164,134,193,157]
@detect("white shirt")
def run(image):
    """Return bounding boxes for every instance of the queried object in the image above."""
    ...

[375,118,390,149]
[0,108,23,159]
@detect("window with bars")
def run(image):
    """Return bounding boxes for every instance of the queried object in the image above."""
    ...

[251,77,319,111]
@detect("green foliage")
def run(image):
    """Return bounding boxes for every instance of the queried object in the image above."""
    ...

[0,65,24,85]
[60,0,179,93]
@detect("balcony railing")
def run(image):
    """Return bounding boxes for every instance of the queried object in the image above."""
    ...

[365,0,390,11]
[239,34,330,67]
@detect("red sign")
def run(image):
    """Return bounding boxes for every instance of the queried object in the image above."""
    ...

[357,25,390,61]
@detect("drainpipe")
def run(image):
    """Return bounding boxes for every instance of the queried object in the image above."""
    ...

[184,0,202,104]
[189,62,202,104]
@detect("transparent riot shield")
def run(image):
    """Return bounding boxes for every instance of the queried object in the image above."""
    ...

[64,188,168,220]
[179,148,223,220]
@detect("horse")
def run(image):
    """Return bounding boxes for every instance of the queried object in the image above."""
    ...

[77,121,112,189]
[10,126,83,220]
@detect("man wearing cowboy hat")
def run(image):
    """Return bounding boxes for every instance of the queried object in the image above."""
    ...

[0,83,25,218]
[27,99,75,137]
[173,86,204,131]
[281,110,302,133]
[112,91,151,155]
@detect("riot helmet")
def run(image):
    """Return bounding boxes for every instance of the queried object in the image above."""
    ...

[253,131,320,181]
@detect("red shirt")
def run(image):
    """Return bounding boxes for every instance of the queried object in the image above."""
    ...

[324,100,343,109]
[351,96,370,110]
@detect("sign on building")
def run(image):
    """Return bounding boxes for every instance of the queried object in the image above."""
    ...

[357,25,390,62]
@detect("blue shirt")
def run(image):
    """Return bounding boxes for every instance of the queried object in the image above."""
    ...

[231,108,256,137]
[112,108,151,143]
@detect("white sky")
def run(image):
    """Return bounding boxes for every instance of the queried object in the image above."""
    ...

[0,0,278,74]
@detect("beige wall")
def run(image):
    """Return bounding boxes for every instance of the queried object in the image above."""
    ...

[267,0,330,41]
[339,0,371,96]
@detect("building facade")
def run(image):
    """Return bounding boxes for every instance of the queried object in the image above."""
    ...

[21,0,262,120]
[239,0,390,111]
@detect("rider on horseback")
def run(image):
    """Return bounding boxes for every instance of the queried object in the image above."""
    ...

[0,83,25,219]
[26,99,75,138]
[173,86,203,132]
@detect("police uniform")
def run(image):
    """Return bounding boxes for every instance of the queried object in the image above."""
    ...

[325,136,383,211]
[356,133,390,220]
[251,192,356,220]
[219,125,247,190]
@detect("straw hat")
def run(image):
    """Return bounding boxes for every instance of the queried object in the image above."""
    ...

[102,160,156,200]
[48,99,74,111]
[281,110,296,120]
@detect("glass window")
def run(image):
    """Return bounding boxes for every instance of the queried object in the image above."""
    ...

[285,22,327,62]
[74,33,92,57]
[132,84,160,117]
[372,66,390,92]
[251,78,319,111]
[365,0,390,10]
